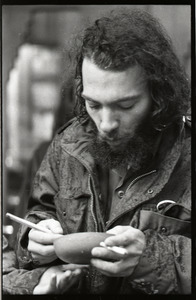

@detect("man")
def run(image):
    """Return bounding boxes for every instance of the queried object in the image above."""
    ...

[15,8,191,294]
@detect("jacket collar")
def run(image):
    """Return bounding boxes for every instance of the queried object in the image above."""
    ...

[60,117,185,178]
[60,117,97,174]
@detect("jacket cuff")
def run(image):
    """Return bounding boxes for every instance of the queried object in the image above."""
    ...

[128,229,178,294]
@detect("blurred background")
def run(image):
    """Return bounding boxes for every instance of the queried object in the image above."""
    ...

[2,5,191,245]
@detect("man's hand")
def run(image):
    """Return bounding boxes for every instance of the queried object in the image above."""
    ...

[90,225,145,277]
[28,219,63,265]
[33,264,88,294]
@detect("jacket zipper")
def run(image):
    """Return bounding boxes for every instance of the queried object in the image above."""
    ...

[105,169,157,230]
[88,174,98,231]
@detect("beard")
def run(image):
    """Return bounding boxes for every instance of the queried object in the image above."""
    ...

[88,118,157,172]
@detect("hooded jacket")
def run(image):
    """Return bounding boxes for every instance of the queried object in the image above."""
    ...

[15,116,191,295]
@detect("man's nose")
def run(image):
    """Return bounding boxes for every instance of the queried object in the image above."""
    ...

[100,108,119,134]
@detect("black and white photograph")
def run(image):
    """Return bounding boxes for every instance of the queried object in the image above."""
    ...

[2,3,192,296]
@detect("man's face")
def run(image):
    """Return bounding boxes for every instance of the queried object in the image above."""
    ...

[82,58,152,151]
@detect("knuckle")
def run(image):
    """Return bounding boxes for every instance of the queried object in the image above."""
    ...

[38,219,49,225]
[122,235,129,243]
[116,225,122,230]
[131,228,143,239]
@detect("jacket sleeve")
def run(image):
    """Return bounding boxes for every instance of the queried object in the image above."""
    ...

[3,235,47,294]
[15,134,61,268]
[127,207,191,294]
[3,268,47,294]
[128,231,191,294]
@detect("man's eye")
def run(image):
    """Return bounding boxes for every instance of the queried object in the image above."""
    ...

[118,103,134,109]
[88,103,100,110]
[90,106,100,110]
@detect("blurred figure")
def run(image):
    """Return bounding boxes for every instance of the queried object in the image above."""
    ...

[11,78,75,243]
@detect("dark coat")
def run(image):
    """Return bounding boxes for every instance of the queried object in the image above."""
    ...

[16,117,191,294]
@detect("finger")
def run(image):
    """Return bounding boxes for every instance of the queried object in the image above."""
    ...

[91,257,131,277]
[91,246,121,261]
[31,252,57,264]
[104,227,143,247]
[39,219,63,235]
[67,269,82,285]
[28,229,61,244]
[28,240,56,256]
[61,264,89,271]
[58,270,81,293]
[57,270,73,293]
[106,225,130,235]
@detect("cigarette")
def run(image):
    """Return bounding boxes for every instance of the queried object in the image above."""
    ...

[100,241,128,255]
[6,213,52,233]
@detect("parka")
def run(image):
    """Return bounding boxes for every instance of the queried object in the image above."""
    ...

[15,116,191,295]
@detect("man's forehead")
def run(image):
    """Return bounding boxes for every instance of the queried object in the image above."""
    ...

[82,57,144,72]
[82,57,147,85]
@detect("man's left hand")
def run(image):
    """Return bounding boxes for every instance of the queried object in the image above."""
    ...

[33,264,88,294]
[91,225,145,277]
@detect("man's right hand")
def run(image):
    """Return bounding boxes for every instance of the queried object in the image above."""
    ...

[28,219,63,265]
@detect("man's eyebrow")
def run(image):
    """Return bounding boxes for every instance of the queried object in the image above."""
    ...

[81,93,140,103]
[81,94,99,103]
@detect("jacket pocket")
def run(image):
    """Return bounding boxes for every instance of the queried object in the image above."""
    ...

[54,191,90,234]
[138,209,191,238]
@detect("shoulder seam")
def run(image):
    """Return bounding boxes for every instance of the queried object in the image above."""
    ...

[56,117,76,134]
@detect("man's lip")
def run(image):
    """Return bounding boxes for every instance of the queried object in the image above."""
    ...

[100,136,121,145]
[99,135,115,142]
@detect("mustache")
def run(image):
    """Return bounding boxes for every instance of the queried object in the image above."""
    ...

[88,119,122,142]
[98,133,119,143]
[88,116,156,148]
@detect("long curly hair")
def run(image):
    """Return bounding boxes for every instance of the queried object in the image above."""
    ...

[72,8,190,130]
